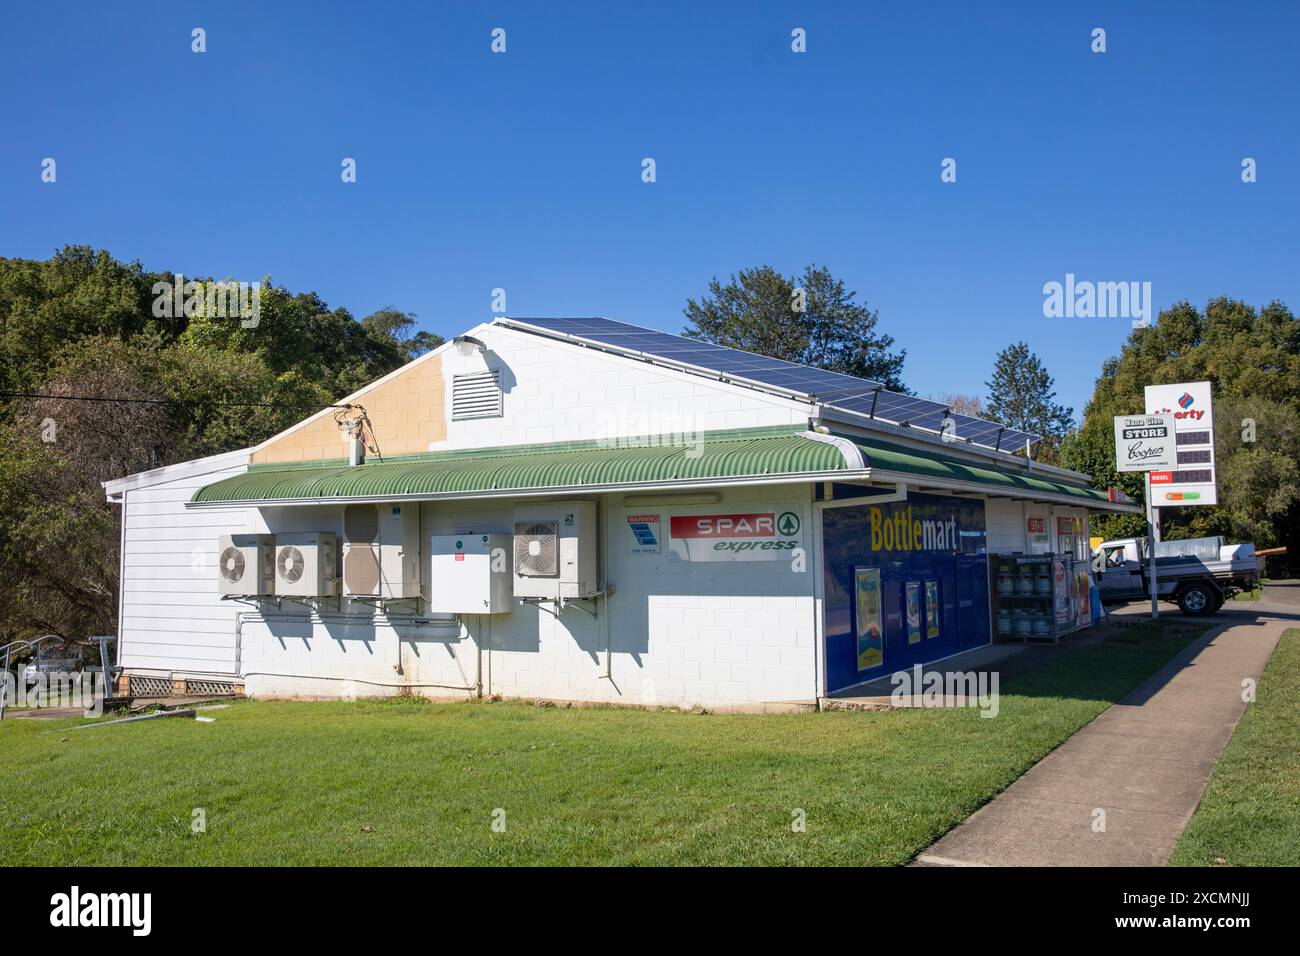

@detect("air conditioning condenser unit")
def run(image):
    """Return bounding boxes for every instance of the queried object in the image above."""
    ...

[512,502,599,600]
[275,532,340,598]
[217,533,276,596]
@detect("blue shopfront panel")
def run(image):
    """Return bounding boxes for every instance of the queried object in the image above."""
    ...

[823,493,989,694]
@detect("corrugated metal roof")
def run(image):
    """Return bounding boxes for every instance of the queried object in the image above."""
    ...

[854,437,1117,506]
[191,428,847,504]
[188,427,1122,508]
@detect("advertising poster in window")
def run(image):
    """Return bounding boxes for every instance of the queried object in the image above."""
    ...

[905,582,922,644]
[854,568,883,671]
[1053,557,1072,627]
[1026,515,1050,550]
[925,581,940,638]
[1075,567,1092,629]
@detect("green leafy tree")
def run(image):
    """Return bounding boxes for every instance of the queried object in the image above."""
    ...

[683,264,907,390]
[1061,298,1300,552]
[984,342,1074,461]
[362,307,443,363]
[0,248,434,646]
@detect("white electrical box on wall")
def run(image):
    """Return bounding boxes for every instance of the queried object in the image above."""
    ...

[428,533,513,614]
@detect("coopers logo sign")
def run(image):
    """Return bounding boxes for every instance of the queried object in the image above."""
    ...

[1112,412,1175,472]
[668,512,801,562]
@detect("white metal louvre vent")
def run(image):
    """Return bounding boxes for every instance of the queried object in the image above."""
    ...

[452,369,503,420]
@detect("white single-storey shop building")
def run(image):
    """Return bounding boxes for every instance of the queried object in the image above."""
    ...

[104,317,1138,709]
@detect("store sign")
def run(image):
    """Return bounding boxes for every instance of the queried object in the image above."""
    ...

[868,505,961,553]
[1112,412,1175,472]
[856,498,986,556]
[668,511,801,562]
[1144,381,1217,506]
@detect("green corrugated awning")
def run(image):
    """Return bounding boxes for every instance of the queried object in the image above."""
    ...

[188,425,1126,509]
[852,436,1119,507]
[190,427,850,505]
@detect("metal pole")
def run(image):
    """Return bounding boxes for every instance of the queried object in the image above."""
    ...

[1146,473,1159,619]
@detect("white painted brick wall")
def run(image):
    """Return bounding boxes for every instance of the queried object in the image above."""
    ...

[227,485,819,708]
[439,325,806,451]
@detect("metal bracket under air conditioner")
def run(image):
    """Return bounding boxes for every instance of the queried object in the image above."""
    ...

[345,595,422,614]
[518,586,616,618]
[273,595,342,613]
[221,595,274,609]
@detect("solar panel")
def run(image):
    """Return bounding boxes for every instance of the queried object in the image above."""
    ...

[498,317,1040,452]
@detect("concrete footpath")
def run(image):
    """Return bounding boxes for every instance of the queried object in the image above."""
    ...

[915,587,1299,866]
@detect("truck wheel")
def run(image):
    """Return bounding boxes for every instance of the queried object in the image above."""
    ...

[1177,583,1215,616]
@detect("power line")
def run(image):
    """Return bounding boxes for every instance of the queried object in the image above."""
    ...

[0,392,357,412]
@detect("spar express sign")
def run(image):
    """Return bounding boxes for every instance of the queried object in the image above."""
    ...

[668,511,802,562]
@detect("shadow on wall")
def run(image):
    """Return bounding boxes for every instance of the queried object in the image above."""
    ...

[259,603,462,658]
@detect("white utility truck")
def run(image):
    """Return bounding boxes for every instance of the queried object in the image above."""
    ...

[1092,535,1259,615]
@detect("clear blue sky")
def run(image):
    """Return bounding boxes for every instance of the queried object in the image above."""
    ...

[3,1,1296,417]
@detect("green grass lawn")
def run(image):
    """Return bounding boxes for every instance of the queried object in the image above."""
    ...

[1169,627,1300,867]
[0,623,1203,866]
[1230,579,1267,601]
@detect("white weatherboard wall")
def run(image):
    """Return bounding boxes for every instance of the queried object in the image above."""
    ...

[984,498,1090,554]
[233,485,819,707]
[117,456,251,676]
[439,324,808,451]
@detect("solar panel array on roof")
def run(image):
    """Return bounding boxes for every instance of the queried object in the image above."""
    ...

[497,317,1040,453]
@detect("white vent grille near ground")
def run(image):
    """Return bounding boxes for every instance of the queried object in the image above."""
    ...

[452,369,503,420]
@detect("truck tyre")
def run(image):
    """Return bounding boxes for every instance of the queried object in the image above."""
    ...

[1177,582,1215,616]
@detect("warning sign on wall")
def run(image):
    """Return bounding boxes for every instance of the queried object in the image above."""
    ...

[626,514,661,554]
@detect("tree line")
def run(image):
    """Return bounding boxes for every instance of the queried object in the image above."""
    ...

[683,265,1300,558]
[0,246,439,650]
